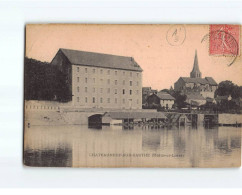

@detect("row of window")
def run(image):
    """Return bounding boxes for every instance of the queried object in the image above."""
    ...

[77,77,139,86]
[76,67,140,77]
[25,105,59,110]
[76,97,140,104]
[77,87,139,95]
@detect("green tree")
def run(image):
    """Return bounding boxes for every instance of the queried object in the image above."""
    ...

[172,91,187,109]
[215,80,241,98]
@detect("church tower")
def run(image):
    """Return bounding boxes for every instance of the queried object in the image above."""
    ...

[190,50,202,78]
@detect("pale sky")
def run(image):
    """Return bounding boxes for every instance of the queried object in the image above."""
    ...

[26,24,242,90]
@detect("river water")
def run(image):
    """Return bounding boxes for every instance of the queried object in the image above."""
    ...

[24,125,241,167]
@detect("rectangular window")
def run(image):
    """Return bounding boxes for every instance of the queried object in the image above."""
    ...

[77,67,79,72]
[100,98,103,103]
[115,89,117,94]
[115,71,117,75]
[77,97,79,102]
[107,70,110,75]
[123,80,125,85]
[85,87,87,92]
[93,88,95,93]
[130,90,132,95]
[100,69,103,74]
[85,68,87,73]
[93,69,95,73]
[130,72,132,77]
[93,97,95,103]
[77,77,80,82]
[85,78,87,83]
[123,71,125,76]
[85,97,88,103]
[123,89,125,94]
[107,88,110,93]
[115,98,117,103]
[137,73,139,77]
[77,87,79,92]
[107,98,110,103]
[130,81,132,86]
[115,80,117,85]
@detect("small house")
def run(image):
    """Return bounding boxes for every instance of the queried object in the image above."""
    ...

[146,92,175,109]
[185,93,206,106]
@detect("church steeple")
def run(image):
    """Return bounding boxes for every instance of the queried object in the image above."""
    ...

[190,50,202,78]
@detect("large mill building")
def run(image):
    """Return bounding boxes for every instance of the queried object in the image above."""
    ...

[51,48,143,109]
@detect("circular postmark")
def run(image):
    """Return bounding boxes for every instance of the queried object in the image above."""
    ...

[166,25,186,46]
[201,30,239,66]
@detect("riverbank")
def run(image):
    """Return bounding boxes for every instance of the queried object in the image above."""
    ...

[24,100,242,126]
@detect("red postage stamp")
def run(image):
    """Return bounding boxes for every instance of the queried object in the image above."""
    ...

[209,24,240,56]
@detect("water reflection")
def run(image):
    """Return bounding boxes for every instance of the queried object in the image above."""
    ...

[24,125,241,167]
[142,129,161,151]
[24,144,72,167]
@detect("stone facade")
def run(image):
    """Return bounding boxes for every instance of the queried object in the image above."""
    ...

[174,50,218,99]
[51,48,143,109]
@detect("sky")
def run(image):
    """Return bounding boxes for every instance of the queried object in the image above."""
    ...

[26,24,242,90]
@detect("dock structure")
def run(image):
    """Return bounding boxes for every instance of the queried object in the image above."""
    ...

[101,111,166,126]
[25,100,241,127]
[218,114,242,127]
[90,111,241,128]
[165,113,191,127]
[165,112,220,127]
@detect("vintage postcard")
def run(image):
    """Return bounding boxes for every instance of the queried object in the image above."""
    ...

[24,24,241,167]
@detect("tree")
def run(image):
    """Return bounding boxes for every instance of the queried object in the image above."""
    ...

[172,91,187,109]
[215,80,241,98]
[24,57,71,102]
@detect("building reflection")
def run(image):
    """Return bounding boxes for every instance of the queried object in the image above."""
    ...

[172,127,186,156]
[214,127,241,154]
[24,124,241,167]
[142,129,161,151]
[24,144,72,167]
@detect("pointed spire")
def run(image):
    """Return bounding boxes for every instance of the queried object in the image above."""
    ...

[192,50,200,72]
[190,50,202,78]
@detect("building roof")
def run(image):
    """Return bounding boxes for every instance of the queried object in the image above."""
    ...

[190,100,200,106]
[215,95,229,101]
[180,77,217,86]
[57,48,143,72]
[181,77,207,84]
[204,77,217,85]
[103,111,166,119]
[186,93,206,100]
[206,97,215,103]
[142,87,152,90]
[156,92,175,100]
